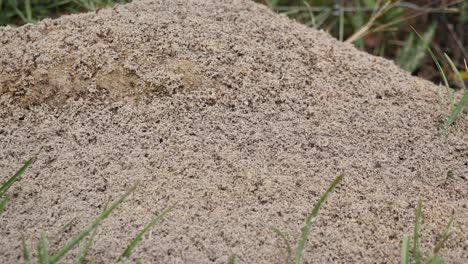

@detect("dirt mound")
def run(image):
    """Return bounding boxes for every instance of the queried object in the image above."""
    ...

[0,0,467,263]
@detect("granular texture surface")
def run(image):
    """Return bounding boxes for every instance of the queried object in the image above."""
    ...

[0,0,467,263]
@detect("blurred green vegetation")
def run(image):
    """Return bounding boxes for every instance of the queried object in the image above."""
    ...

[0,0,130,25]
[263,0,467,85]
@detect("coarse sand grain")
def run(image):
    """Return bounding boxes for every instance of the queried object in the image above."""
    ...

[0,0,467,263]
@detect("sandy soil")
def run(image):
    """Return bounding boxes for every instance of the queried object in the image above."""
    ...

[0,0,467,263]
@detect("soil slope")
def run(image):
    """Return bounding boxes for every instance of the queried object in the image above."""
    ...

[0,0,467,263]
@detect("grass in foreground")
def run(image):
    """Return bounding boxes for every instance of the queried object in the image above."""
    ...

[1,160,174,263]
[21,182,175,264]
[400,200,454,264]
[272,172,345,264]
[269,173,454,264]
[0,159,32,215]
[413,27,468,129]
[2,162,457,263]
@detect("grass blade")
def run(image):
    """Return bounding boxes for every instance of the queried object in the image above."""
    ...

[462,60,468,80]
[74,228,97,264]
[446,88,467,127]
[293,172,345,264]
[410,23,437,72]
[350,0,364,49]
[272,227,292,264]
[444,53,468,126]
[0,194,10,215]
[267,0,280,9]
[50,182,139,263]
[75,240,87,264]
[432,216,454,256]
[0,159,32,215]
[345,1,393,44]
[302,1,316,28]
[400,234,410,264]
[313,8,331,29]
[398,23,437,73]
[444,54,466,90]
[338,0,344,42]
[413,200,422,264]
[22,239,30,263]
[396,33,415,68]
[24,0,32,22]
[118,203,176,261]
[37,232,50,264]
[0,159,33,197]
[7,0,27,23]
[436,90,445,114]
[229,255,235,264]
[424,256,445,264]
[412,27,454,112]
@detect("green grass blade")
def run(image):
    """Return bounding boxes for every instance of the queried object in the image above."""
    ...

[424,256,445,264]
[22,239,30,263]
[363,0,376,9]
[74,228,97,264]
[7,0,27,23]
[0,194,10,215]
[50,182,139,263]
[339,0,344,42]
[0,159,33,198]
[400,234,410,264]
[24,0,32,22]
[396,33,415,69]
[46,0,72,9]
[432,216,454,256]
[436,90,445,114]
[411,23,437,72]
[229,255,235,264]
[350,0,364,49]
[302,1,316,28]
[444,54,466,90]
[280,9,300,17]
[312,8,331,29]
[272,227,292,264]
[378,39,386,57]
[267,0,280,9]
[118,203,176,261]
[413,200,422,264]
[412,26,454,112]
[37,232,50,264]
[444,53,468,126]
[75,240,87,264]
[446,88,468,127]
[293,172,345,264]
[401,23,437,73]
